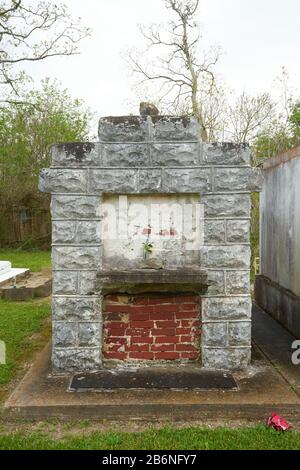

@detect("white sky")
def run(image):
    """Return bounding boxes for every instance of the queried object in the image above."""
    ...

[25,0,300,117]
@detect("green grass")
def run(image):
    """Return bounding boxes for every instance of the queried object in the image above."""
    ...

[0,425,299,450]
[0,298,51,384]
[0,249,51,272]
[0,250,51,385]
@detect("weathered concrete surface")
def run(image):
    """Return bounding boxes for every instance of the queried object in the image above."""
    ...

[101,193,201,271]
[253,304,300,388]
[51,142,101,167]
[39,115,262,372]
[97,269,208,295]
[257,146,300,337]
[255,275,300,338]
[4,335,300,421]
[260,146,300,297]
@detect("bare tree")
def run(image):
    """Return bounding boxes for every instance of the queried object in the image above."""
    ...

[196,80,227,142]
[171,79,226,142]
[226,92,275,144]
[129,0,220,141]
[0,0,90,101]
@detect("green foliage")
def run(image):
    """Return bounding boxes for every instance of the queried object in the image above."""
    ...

[143,242,154,254]
[0,79,91,248]
[0,78,91,209]
[252,100,300,165]
[0,425,300,450]
[289,101,300,137]
[252,128,291,165]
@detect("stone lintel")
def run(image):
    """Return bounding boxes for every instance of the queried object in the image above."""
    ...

[97,269,209,295]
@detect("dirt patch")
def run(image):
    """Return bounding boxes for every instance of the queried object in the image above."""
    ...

[0,269,52,300]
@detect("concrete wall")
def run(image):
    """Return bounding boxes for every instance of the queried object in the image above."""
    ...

[102,193,201,270]
[260,146,300,297]
[256,146,300,337]
[39,115,262,372]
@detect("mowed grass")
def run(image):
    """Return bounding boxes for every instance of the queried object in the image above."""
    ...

[0,425,299,450]
[0,249,51,386]
[0,298,51,385]
[0,249,51,272]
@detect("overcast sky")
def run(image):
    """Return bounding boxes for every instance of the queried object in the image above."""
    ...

[25,0,300,118]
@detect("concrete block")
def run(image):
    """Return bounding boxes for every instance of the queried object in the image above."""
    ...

[163,168,211,193]
[98,116,148,142]
[226,271,250,295]
[138,169,162,192]
[201,194,251,218]
[202,347,251,370]
[202,323,227,347]
[52,221,76,244]
[76,221,101,244]
[102,143,149,167]
[53,322,77,347]
[52,347,101,372]
[52,246,101,270]
[228,322,251,346]
[78,322,101,347]
[152,116,200,141]
[89,169,138,193]
[150,143,200,166]
[51,142,101,167]
[202,296,251,321]
[227,220,250,243]
[213,168,263,192]
[203,142,250,165]
[201,245,251,269]
[39,169,87,194]
[51,195,102,219]
[204,220,226,244]
[52,296,101,321]
[52,271,78,295]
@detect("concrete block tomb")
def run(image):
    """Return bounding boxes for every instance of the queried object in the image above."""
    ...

[255,146,300,337]
[39,115,262,373]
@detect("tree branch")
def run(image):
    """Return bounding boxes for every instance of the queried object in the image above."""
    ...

[0,0,90,96]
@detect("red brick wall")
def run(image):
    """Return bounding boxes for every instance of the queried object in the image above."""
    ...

[103,294,201,362]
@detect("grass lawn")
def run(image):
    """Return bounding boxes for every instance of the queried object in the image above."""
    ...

[0,425,299,450]
[0,298,51,385]
[0,249,51,388]
[0,249,51,272]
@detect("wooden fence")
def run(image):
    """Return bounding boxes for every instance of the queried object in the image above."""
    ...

[0,208,51,248]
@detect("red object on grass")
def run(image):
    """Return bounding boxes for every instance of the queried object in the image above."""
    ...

[266,413,292,431]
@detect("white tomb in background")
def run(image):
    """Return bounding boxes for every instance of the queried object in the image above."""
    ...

[0,261,29,285]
